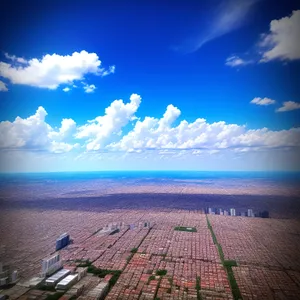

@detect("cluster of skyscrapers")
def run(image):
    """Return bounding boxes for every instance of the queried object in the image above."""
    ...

[98,222,126,235]
[129,221,151,230]
[205,207,268,218]
[98,221,151,236]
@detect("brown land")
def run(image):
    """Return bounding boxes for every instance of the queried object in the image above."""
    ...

[0,180,300,299]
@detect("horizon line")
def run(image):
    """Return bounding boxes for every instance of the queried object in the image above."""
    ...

[0,170,299,174]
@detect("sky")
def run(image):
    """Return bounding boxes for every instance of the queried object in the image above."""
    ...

[0,0,300,172]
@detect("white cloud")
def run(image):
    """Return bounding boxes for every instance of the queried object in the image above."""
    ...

[102,65,115,76]
[176,0,260,53]
[1,94,299,158]
[50,141,79,154]
[76,93,142,150]
[0,106,50,149]
[63,87,71,92]
[83,83,96,93]
[226,10,300,65]
[158,104,181,130]
[225,55,251,67]
[49,118,77,141]
[0,107,77,153]
[0,80,8,91]
[276,101,300,112]
[107,103,300,152]
[0,50,114,89]
[260,10,300,62]
[250,97,276,106]
[4,53,27,64]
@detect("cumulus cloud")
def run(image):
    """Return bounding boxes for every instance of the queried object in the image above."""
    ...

[0,80,8,91]
[250,97,276,106]
[259,10,300,62]
[0,107,50,149]
[49,118,77,141]
[176,0,260,53]
[276,101,300,112]
[107,103,300,152]
[1,94,300,156]
[0,50,114,89]
[226,10,300,66]
[76,93,142,150]
[0,107,77,153]
[83,83,96,93]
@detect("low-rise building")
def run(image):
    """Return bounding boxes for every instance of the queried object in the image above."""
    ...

[45,269,70,286]
[56,274,78,290]
[86,281,109,300]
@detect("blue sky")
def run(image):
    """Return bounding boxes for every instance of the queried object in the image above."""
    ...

[0,0,299,172]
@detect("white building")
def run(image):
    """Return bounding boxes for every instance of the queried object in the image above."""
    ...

[0,262,18,287]
[247,209,254,217]
[56,274,78,290]
[10,271,18,283]
[41,254,62,277]
[45,269,70,286]
[230,208,236,216]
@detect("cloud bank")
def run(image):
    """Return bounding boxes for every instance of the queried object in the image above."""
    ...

[1,94,299,157]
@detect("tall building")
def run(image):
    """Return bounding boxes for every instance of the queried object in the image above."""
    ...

[56,233,70,251]
[0,263,18,287]
[10,271,18,283]
[0,263,8,287]
[230,208,236,216]
[143,221,151,228]
[41,254,62,277]
[247,209,254,217]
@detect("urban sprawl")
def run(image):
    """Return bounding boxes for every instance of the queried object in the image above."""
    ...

[1,208,299,300]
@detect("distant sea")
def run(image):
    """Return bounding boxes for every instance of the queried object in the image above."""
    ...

[0,171,300,185]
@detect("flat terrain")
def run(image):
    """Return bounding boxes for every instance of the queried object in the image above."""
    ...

[1,178,300,218]
[1,208,300,299]
[1,177,300,299]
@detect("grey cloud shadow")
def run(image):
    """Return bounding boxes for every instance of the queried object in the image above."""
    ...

[1,192,300,219]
